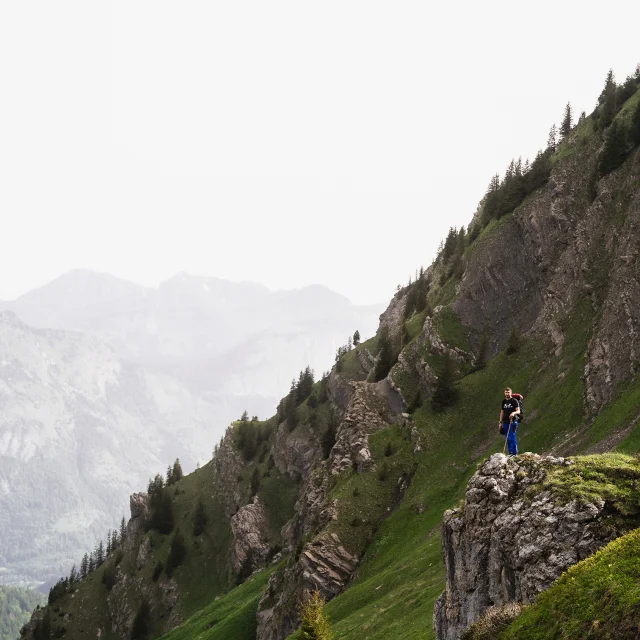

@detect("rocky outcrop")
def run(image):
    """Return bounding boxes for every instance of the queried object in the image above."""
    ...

[452,216,544,357]
[434,453,637,640]
[256,533,358,640]
[212,428,246,517]
[378,289,408,341]
[123,493,149,553]
[230,496,271,572]
[330,382,393,474]
[453,139,640,413]
[256,381,398,640]
[273,421,321,478]
[584,161,640,411]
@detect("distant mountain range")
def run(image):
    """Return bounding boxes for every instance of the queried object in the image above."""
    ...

[0,271,383,585]
[1,270,382,398]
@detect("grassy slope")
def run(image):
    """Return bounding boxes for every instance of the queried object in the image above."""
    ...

[43,458,297,639]
[157,569,274,640]
[501,528,640,639]
[287,100,640,638]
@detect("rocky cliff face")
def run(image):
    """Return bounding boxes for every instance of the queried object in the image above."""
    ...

[256,380,403,640]
[433,453,639,640]
[452,144,640,414]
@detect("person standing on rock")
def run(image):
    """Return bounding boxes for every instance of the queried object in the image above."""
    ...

[499,387,520,456]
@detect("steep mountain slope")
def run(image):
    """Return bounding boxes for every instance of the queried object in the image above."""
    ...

[19,76,640,640]
[0,311,228,585]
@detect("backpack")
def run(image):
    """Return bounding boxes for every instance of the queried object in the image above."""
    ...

[512,393,524,422]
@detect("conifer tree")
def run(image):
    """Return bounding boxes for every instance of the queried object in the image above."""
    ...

[598,119,628,176]
[353,330,360,346]
[431,353,459,411]
[106,530,112,556]
[165,530,187,577]
[299,589,334,640]
[482,174,501,224]
[321,412,338,459]
[95,541,104,567]
[631,99,640,147]
[598,69,617,130]
[474,330,490,371]
[193,498,207,537]
[111,528,119,552]
[120,516,127,545]
[547,124,557,151]
[166,465,173,485]
[81,553,89,578]
[88,553,95,573]
[373,325,394,382]
[250,466,261,497]
[69,564,77,585]
[505,325,521,355]
[441,227,458,262]
[560,102,573,138]
[172,459,183,483]
[131,598,150,640]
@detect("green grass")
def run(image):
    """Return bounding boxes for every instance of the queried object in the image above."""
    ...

[339,335,378,381]
[500,528,640,639]
[552,116,596,166]
[158,569,274,640]
[259,469,299,541]
[405,311,426,341]
[524,453,640,517]
[432,306,470,352]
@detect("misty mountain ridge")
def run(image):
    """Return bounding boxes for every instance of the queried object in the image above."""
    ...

[1,270,381,366]
[0,273,382,585]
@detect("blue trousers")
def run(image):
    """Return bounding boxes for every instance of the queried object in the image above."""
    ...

[503,421,518,455]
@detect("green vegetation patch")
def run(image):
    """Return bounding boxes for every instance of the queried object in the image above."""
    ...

[432,306,470,352]
[0,585,45,640]
[259,469,299,541]
[339,335,379,381]
[159,568,273,640]
[325,424,415,553]
[405,311,426,342]
[501,528,640,640]
[526,453,640,516]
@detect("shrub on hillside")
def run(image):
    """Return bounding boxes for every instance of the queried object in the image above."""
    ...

[101,564,117,591]
[131,598,150,640]
[299,589,334,640]
[165,530,186,578]
[192,498,207,537]
[431,353,459,411]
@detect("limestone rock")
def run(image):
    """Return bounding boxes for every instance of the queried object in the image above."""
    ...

[212,428,246,518]
[257,381,397,640]
[273,421,320,478]
[230,496,271,572]
[136,536,150,570]
[256,533,358,640]
[433,453,632,640]
[123,493,149,553]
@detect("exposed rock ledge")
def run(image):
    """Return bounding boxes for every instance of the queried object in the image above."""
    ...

[433,453,636,640]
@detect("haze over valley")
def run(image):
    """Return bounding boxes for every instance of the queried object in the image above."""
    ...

[0,270,382,585]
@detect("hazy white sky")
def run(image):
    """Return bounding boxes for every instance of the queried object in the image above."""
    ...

[1,1,638,305]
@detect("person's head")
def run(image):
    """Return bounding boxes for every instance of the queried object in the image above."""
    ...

[504,387,512,399]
